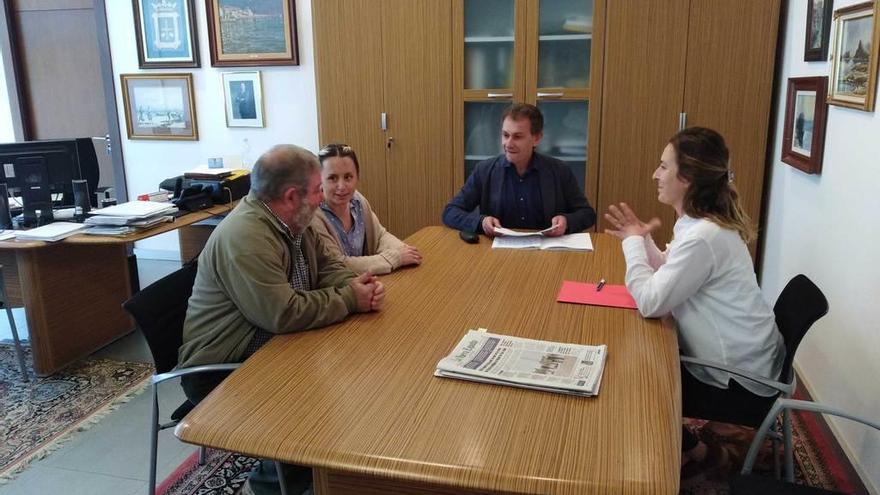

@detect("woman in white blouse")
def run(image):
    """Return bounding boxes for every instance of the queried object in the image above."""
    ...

[604,127,785,474]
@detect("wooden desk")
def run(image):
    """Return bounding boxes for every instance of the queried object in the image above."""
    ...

[176,227,681,494]
[0,203,234,376]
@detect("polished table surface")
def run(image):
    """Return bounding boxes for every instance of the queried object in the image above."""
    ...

[0,202,235,375]
[176,226,681,494]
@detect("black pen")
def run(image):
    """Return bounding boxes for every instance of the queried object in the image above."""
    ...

[596,278,606,292]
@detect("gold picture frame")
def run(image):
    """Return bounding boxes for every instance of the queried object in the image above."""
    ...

[120,73,199,140]
[828,1,880,111]
[205,0,299,67]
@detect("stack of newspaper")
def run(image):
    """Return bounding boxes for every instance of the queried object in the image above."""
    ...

[435,329,607,396]
[83,200,177,236]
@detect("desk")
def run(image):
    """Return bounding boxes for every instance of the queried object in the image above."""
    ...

[176,227,681,494]
[0,203,234,376]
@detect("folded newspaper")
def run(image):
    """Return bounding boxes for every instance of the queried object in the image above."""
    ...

[435,329,607,396]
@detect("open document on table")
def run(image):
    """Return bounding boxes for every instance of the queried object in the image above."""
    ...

[435,329,607,396]
[492,232,593,251]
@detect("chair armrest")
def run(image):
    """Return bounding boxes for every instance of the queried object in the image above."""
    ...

[152,363,241,385]
[742,398,880,474]
[679,356,793,395]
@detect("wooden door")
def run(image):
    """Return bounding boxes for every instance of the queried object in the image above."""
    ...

[682,0,781,252]
[381,0,454,238]
[313,0,389,217]
[596,0,689,244]
[6,0,126,200]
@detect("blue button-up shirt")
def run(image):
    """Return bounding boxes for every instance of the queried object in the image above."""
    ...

[498,156,543,230]
[319,198,365,256]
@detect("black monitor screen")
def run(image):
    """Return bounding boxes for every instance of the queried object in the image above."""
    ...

[0,138,100,207]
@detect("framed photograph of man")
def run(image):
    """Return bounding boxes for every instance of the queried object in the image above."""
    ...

[132,0,200,68]
[205,0,300,67]
[782,77,828,174]
[805,0,834,61]
[828,1,880,111]
[222,71,264,127]
[120,73,199,140]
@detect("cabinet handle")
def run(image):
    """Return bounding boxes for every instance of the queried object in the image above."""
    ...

[679,112,687,131]
[380,112,387,131]
[537,92,565,98]
[487,93,513,98]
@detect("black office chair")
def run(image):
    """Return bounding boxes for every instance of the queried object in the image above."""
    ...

[122,259,239,495]
[680,274,829,481]
[730,398,879,494]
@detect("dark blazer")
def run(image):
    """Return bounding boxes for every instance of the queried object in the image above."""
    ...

[442,153,596,234]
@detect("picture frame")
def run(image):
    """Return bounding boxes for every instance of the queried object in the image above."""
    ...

[782,76,829,174]
[828,1,880,111]
[132,0,200,68]
[222,71,265,127]
[120,73,199,140]
[205,0,299,67]
[805,0,834,61]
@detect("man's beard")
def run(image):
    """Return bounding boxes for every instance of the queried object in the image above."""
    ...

[289,201,316,234]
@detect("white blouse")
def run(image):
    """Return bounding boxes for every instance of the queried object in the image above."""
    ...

[621,215,784,396]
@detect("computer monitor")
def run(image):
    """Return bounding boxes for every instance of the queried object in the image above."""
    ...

[0,138,100,226]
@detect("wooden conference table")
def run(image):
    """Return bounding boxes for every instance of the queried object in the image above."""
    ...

[0,203,235,376]
[176,226,682,494]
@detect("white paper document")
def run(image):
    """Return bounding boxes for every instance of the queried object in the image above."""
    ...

[88,201,177,219]
[14,222,88,242]
[435,329,607,397]
[492,226,555,237]
[492,233,593,251]
[0,230,16,241]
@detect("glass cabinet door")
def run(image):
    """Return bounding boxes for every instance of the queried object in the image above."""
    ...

[464,102,508,178]
[536,101,589,192]
[537,0,592,89]
[464,0,516,90]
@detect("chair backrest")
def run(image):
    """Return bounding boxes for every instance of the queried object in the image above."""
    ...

[775,274,828,383]
[122,260,198,374]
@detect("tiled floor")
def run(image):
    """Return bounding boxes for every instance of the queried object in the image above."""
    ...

[0,258,194,495]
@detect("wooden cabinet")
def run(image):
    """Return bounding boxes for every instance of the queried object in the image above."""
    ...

[453,0,605,208]
[597,0,781,250]
[313,0,454,239]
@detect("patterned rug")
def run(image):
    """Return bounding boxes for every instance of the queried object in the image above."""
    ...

[158,448,258,495]
[0,343,154,482]
[681,408,868,494]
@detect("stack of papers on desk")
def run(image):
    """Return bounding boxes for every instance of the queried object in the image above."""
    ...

[492,232,593,251]
[85,201,177,230]
[14,222,89,242]
[435,329,607,397]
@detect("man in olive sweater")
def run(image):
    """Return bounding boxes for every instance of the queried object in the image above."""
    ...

[178,144,383,404]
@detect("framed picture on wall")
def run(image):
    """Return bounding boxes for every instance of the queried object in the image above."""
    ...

[782,76,828,174]
[205,0,299,67]
[805,0,834,61]
[222,71,265,127]
[120,73,198,140]
[132,0,200,68]
[828,1,880,111]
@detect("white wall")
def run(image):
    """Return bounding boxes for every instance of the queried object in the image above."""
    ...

[0,48,15,143]
[761,1,880,492]
[105,1,319,257]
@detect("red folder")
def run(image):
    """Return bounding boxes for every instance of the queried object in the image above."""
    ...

[557,280,639,310]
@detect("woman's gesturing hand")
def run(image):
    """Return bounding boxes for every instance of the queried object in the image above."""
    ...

[603,202,661,240]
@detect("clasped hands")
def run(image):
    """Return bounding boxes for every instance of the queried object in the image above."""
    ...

[481,215,567,238]
[603,202,661,240]
[350,272,385,312]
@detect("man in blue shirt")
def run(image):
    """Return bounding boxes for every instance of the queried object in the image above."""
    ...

[442,103,596,236]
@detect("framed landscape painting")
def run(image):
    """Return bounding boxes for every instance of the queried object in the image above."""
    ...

[120,73,198,140]
[205,0,299,67]
[828,1,880,111]
[782,76,828,174]
[805,0,834,61]
[132,0,200,68]
[222,71,265,127]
